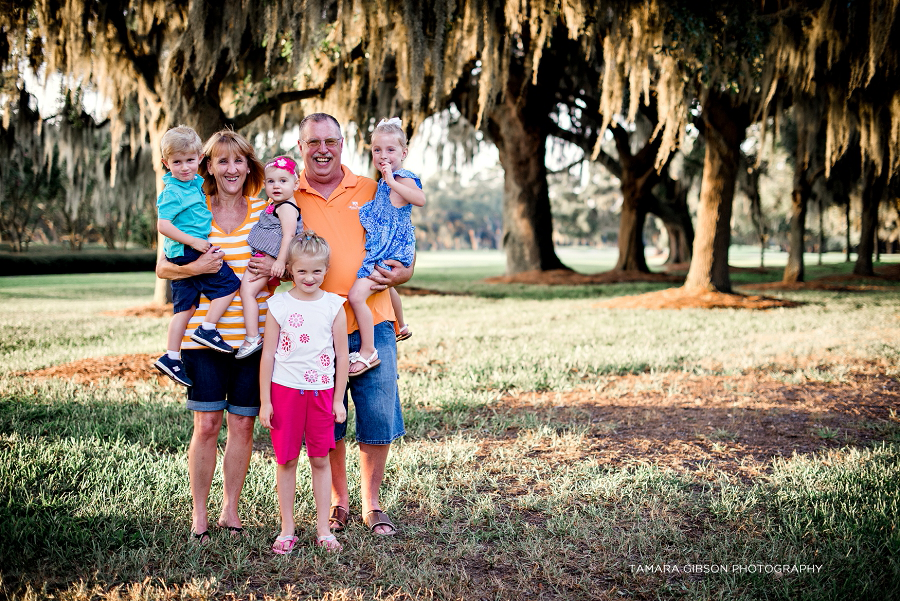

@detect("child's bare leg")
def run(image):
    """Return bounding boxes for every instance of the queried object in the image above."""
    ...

[203,290,237,326]
[276,459,299,537]
[309,455,333,539]
[240,275,269,338]
[389,287,406,331]
[167,309,194,353]
[348,277,377,371]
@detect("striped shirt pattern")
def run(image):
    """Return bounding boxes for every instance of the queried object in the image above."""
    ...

[181,196,274,349]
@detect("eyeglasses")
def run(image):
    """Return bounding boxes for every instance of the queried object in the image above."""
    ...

[302,137,342,149]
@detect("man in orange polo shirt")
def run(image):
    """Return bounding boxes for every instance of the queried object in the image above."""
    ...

[252,112,411,536]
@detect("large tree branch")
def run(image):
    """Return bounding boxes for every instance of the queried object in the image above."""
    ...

[229,88,326,130]
[104,6,159,100]
[227,43,366,130]
[548,123,622,179]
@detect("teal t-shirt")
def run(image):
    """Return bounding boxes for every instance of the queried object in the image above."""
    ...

[156,172,210,259]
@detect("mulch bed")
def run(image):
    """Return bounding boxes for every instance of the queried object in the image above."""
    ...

[485,269,682,286]
[593,287,800,310]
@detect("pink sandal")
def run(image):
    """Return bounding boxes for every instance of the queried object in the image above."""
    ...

[315,534,343,552]
[272,534,298,555]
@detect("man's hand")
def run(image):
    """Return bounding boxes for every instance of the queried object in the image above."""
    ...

[247,253,276,282]
[369,260,413,291]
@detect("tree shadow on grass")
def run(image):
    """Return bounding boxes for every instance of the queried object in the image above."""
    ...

[404,371,900,479]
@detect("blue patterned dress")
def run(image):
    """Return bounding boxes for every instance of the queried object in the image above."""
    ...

[357,168,421,278]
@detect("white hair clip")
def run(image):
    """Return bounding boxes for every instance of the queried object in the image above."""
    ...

[378,117,403,127]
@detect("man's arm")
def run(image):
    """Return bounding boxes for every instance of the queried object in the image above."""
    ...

[368,254,415,291]
[156,247,225,281]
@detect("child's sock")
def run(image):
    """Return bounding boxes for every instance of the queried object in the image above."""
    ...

[200,322,215,330]
[167,350,181,360]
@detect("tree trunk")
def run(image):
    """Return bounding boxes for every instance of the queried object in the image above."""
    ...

[488,84,566,275]
[844,193,852,262]
[782,168,811,283]
[684,91,749,293]
[817,195,824,266]
[647,182,693,265]
[854,163,885,276]
[614,191,649,271]
[663,221,692,264]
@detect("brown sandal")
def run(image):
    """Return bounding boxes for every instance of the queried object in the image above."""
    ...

[363,509,396,536]
[328,505,350,532]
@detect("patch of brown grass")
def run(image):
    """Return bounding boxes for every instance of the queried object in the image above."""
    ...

[24,353,166,385]
[22,354,899,483]
[467,370,899,479]
[101,304,172,318]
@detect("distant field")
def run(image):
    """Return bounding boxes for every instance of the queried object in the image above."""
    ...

[0,257,898,600]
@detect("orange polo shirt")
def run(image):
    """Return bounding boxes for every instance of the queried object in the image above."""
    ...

[294,165,393,333]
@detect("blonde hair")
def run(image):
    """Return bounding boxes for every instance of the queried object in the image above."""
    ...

[286,230,331,268]
[160,125,202,160]
[200,129,265,197]
[371,117,408,149]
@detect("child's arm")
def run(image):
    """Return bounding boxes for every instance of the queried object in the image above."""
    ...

[258,311,280,430]
[379,165,426,207]
[331,306,349,424]
[158,219,211,253]
[271,205,300,278]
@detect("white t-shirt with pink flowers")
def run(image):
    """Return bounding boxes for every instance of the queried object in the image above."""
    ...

[267,290,346,390]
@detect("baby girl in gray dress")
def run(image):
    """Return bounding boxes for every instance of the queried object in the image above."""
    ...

[236,156,303,359]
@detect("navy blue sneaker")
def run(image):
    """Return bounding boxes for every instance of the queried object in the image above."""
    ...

[154,355,193,387]
[190,326,234,353]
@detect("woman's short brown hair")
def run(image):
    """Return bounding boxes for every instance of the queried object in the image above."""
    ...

[200,130,265,198]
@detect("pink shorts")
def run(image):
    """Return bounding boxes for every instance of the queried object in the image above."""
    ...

[270,383,336,462]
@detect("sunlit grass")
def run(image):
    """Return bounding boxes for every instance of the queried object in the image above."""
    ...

[0,261,898,600]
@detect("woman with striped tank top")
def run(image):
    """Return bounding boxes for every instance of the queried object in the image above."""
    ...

[155,130,275,543]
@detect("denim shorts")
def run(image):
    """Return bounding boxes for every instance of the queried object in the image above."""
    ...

[336,320,405,445]
[168,247,241,314]
[182,349,261,416]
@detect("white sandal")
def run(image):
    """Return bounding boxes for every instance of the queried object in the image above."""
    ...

[348,349,380,376]
[235,335,263,359]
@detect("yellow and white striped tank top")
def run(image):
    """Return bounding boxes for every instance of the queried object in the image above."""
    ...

[181,196,274,349]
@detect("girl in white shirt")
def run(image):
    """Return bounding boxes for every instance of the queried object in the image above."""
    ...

[259,232,349,553]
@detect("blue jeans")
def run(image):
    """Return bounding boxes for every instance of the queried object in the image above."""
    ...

[336,321,405,445]
[183,349,261,416]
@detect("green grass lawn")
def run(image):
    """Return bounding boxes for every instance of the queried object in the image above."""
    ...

[0,256,898,600]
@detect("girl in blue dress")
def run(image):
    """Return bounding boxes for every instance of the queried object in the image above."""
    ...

[347,118,426,376]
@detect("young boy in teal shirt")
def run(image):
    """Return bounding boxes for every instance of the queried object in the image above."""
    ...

[153,125,240,386]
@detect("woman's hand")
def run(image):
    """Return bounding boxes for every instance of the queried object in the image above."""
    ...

[156,247,224,280]
[247,253,276,282]
[271,259,286,279]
